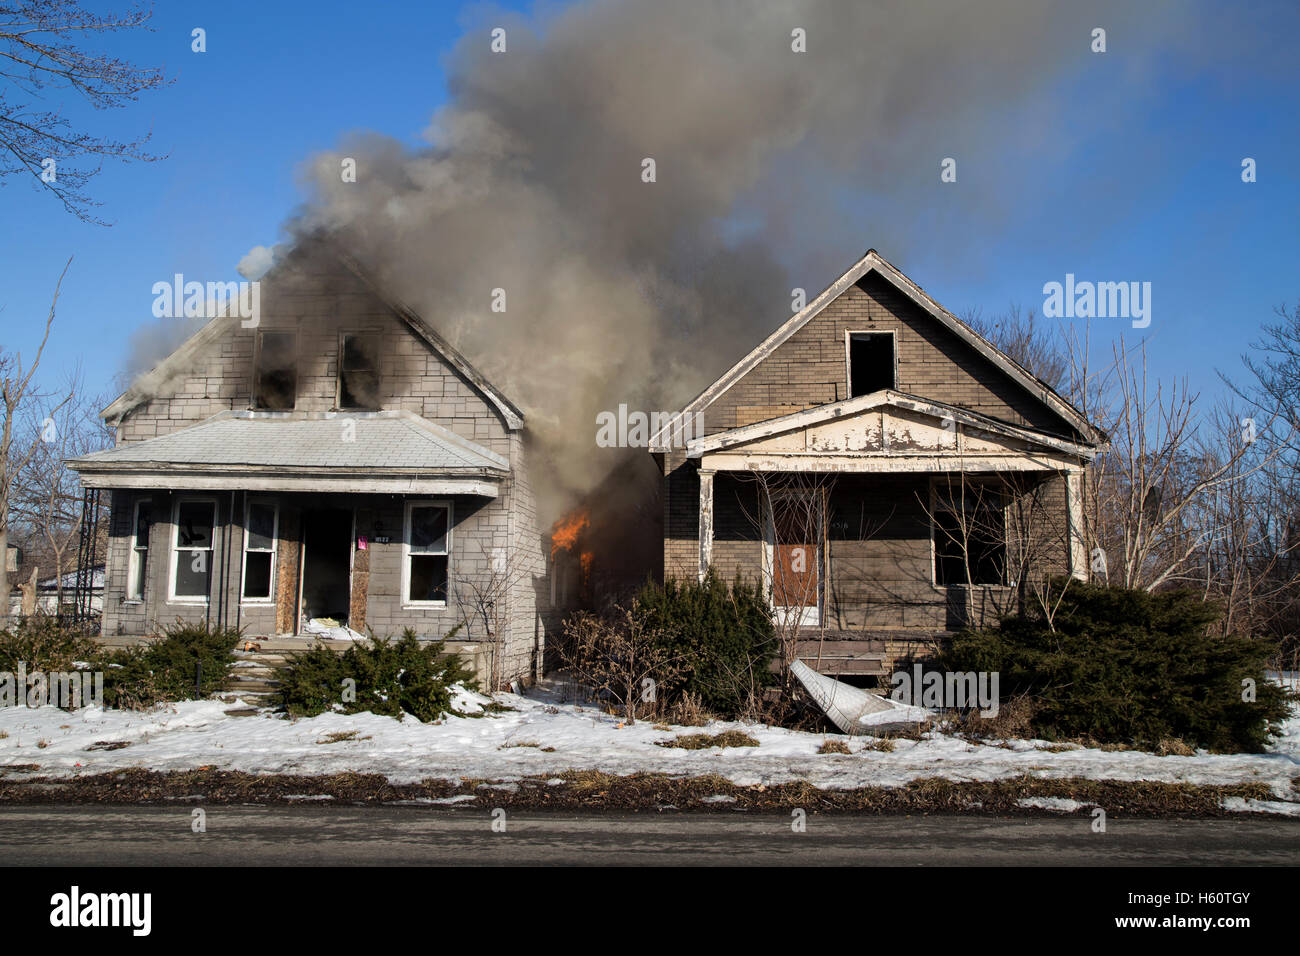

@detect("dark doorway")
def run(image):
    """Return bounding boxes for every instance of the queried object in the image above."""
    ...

[300,508,353,625]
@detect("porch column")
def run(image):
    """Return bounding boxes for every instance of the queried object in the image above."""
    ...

[698,469,714,582]
[1065,467,1088,581]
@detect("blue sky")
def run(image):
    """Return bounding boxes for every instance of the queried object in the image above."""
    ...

[1,0,1297,410]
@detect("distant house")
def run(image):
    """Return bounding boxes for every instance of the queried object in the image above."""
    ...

[651,250,1103,678]
[6,566,104,618]
[67,242,553,686]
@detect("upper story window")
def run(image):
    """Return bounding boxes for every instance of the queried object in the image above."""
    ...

[848,331,896,397]
[253,331,297,410]
[338,333,380,409]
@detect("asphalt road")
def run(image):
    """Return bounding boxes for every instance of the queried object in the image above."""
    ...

[0,806,1296,865]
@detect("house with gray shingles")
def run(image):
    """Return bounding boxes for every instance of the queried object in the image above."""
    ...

[68,242,551,686]
[651,250,1104,680]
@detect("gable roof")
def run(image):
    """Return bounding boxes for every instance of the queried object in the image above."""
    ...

[650,249,1099,450]
[102,240,525,431]
[686,388,1099,461]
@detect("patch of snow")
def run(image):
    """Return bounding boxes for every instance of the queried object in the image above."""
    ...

[1222,797,1300,817]
[1016,796,1093,812]
[2,694,1298,797]
[700,794,736,804]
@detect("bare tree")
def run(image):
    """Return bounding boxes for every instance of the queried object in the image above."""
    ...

[452,540,541,689]
[1,258,71,624]
[8,369,113,612]
[1065,330,1261,593]
[0,1,167,222]
[965,303,1067,391]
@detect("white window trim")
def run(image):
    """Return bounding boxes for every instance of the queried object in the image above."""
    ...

[240,498,279,604]
[126,497,151,603]
[168,497,218,604]
[928,478,1010,589]
[402,499,452,608]
[760,490,822,627]
[844,329,898,399]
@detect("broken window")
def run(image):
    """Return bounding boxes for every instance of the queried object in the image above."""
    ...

[242,499,278,601]
[172,499,216,600]
[338,333,381,409]
[127,498,151,601]
[405,502,450,604]
[848,332,895,397]
[254,331,297,410]
[932,485,1006,586]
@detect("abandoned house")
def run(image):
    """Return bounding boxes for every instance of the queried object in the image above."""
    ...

[67,244,551,686]
[651,249,1103,679]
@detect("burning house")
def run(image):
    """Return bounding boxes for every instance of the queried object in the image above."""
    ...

[67,242,555,686]
[652,250,1104,679]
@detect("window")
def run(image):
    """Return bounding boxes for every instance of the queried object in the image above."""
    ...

[338,333,380,409]
[932,485,1006,587]
[127,499,151,601]
[848,332,895,397]
[171,499,216,601]
[242,500,278,601]
[254,331,297,410]
[404,501,450,604]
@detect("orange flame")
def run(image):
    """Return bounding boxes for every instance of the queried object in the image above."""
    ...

[550,508,590,558]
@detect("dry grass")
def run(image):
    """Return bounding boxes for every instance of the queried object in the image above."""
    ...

[316,730,371,745]
[500,740,540,749]
[817,739,852,755]
[859,738,896,752]
[1155,738,1196,757]
[656,731,760,750]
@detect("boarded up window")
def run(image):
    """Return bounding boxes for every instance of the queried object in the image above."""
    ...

[849,332,895,397]
[254,331,297,409]
[338,334,380,409]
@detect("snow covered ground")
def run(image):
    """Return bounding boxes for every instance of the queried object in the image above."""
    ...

[2,685,1297,813]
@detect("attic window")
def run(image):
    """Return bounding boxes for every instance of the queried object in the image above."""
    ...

[338,333,380,410]
[848,332,895,397]
[254,331,297,410]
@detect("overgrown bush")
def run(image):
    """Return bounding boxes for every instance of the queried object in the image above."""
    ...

[940,580,1292,752]
[99,619,241,709]
[634,570,777,717]
[559,605,683,722]
[276,627,478,723]
[0,614,99,672]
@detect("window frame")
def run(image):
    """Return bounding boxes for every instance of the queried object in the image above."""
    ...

[168,496,218,604]
[929,479,1009,589]
[252,329,298,410]
[126,497,152,602]
[844,329,898,399]
[240,498,279,604]
[336,331,382,411]
[401,499,453,608]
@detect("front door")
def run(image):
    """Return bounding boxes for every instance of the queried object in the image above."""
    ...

[298,508,354,629]
[769,494,821,627]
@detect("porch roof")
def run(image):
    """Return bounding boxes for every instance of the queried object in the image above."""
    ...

[67,410,509,496]
[688,389,1095,474]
